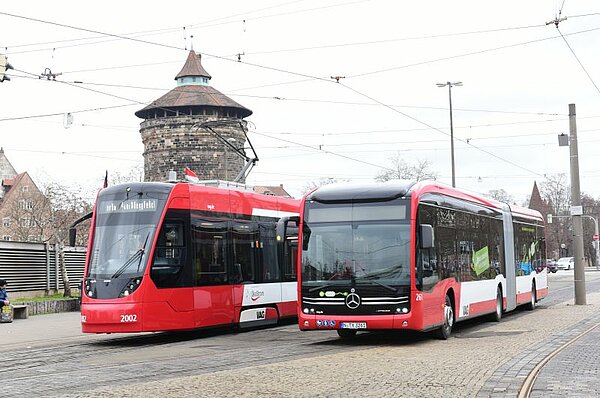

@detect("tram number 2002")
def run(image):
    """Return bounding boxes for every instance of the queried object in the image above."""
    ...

[120,314,138,323]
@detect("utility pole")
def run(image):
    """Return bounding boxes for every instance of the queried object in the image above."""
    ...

[436,81,462,187]
[569,103,586,305]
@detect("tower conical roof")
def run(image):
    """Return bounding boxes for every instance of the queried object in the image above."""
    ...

[135,51,252,119]
[175,50,211,80]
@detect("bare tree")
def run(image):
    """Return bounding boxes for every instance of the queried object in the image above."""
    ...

[4,188,50,242]
[42,182,93,296]
[107,164,144,186]
[301,177,348,195]
[487,189,515,204]
[540,174,571,259]
[540,174,570,215]
[375,155,438,182]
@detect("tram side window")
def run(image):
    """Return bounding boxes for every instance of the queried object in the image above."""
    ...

[232,221,259,284]
[151,221,187,288]
[192,219,228,285]
[259,222,280,282]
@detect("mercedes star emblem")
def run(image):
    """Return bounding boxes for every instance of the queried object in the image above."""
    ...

[345,292,361,309]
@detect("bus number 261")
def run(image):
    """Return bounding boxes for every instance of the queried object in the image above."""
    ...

[120,314,137,323]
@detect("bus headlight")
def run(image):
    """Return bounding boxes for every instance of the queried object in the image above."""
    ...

[119,277,143,298]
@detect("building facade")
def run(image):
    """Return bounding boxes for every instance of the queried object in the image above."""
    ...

[0,151,48,242]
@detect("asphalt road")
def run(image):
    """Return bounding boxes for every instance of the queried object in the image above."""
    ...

[2,270,599,397]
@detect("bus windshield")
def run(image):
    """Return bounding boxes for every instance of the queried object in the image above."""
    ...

[302,201,411,289]
[88,184,171,279]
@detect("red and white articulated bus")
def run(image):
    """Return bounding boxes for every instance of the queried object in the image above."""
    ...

[76,181,300,333]
[277,181,548,339]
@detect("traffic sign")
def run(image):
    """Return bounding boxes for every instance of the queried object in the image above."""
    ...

[594,234,599,241]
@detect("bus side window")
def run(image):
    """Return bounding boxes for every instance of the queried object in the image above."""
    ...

[417,204,440,291]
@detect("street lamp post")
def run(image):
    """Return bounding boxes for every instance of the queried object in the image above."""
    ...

[437,81,462,187]
[587,215,600,271]
[550,214,599,269]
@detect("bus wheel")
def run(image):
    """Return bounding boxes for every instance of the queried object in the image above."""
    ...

[436,294,454,340]
[490,287,502,322]
[526,284,537,311]
[337,329,357,339]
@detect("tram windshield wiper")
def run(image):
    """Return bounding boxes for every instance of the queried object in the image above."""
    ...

[111,233,150,279]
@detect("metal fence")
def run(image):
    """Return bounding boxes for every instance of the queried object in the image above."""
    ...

[0,241,86,293]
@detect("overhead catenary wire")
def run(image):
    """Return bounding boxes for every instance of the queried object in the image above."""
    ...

[556,27,600,96]
[336,81,546,178]
[2,0,308,50]
[346,25,600,79]
[2,7,597,184]
[5,71,576,126]
[0,0,370,55]
[30,77,565,117]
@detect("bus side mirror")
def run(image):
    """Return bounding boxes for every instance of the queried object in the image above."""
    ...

[69,227,77,247]
[420,224,434,249]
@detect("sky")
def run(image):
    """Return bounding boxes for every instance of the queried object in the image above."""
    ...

[1,0,600,202]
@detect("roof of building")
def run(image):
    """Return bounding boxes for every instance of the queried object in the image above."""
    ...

[135,51,252,119]
[175,50,211,80]
[135,85,252,119]
[528,181,552,216]
[0,148,18,182]
[253,185,293,198]
[0,172,26,209]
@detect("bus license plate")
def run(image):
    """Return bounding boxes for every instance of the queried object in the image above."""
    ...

[341,322,367,329]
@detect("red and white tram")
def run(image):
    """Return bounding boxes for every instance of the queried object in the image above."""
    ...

[78,181,300,333]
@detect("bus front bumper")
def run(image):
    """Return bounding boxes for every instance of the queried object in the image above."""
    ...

[299,312,415,331]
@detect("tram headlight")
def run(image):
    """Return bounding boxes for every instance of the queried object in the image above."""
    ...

[119,277,143,298]
[84,279,95,298]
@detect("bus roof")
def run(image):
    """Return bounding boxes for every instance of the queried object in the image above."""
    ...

[305,180,542,221]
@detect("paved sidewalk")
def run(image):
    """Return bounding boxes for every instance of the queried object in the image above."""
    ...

[0,311,121,351]
[53,291,600,398]
[478,307,600,397]
[530,321,600,397]
[4,276,600,397]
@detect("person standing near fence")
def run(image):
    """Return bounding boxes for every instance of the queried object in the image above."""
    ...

[0,279,9,306]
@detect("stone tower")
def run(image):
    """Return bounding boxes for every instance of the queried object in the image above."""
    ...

[135,51,253,182]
